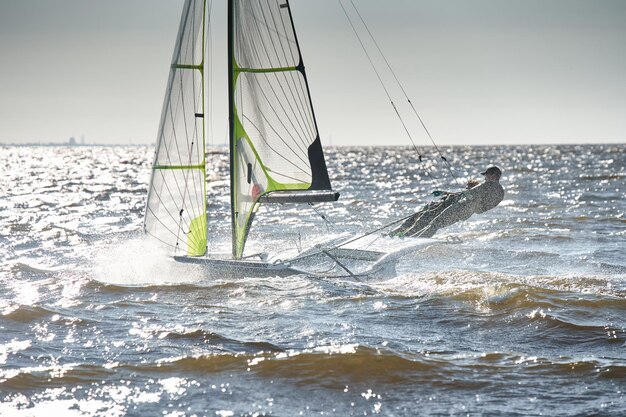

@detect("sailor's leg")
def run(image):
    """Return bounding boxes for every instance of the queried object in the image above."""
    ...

[403,196,459,237]
[389,200,441,236]
[390,212,422,236]
[403,210,440,236]
[415,201,475,238]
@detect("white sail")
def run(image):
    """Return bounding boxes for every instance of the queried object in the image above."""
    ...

[144,0,207,256]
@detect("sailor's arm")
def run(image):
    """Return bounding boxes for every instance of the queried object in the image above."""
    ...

[433,179,478,197]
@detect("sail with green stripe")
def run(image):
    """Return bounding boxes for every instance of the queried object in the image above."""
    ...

[229,0,335,259]
[144,0,207,257]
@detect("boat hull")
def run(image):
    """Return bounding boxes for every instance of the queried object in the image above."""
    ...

[173,255,307,278]
[172,235,436,279]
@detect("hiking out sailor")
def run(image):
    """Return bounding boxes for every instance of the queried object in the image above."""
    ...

[391,166,505,238]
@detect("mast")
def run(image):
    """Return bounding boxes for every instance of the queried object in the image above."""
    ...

[227,0,237,258]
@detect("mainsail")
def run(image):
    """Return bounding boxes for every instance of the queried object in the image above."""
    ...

[144,0,207,257]
[229,0,336,259]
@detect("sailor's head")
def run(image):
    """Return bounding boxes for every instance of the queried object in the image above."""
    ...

[480,166,502,181]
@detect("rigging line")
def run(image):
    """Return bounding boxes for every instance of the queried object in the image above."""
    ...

[337,0,437,183]
[310,203,334,232]
[311,263,342,275]
[191,2,206,204]
[289,210,419,263]
[346,0,461,187]
[233,49,259,255]
[243,5,312,150]
[157,153,200,239]
[205,0,216,256]
[322,250,356,277]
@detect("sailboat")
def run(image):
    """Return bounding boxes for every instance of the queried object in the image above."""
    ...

[143,0,341,276]
[143,0,429,277]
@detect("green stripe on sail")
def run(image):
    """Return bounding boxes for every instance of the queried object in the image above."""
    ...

[187,214,207,256]
[172,63,203,70]
[237,66,297,74]
[153,163,206,170]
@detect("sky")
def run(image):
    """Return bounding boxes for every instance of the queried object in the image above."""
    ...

[0,0,624,146]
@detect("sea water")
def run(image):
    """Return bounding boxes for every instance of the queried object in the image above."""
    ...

[0,144,624,416]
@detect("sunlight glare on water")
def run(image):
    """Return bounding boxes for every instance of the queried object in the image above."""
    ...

[0,144,624,416]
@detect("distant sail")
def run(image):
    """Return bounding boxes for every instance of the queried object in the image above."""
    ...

[229,0,333,259]
[144,0,207,257]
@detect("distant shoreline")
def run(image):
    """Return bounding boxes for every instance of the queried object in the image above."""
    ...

[1,142,623,148]
[0,143,152,147]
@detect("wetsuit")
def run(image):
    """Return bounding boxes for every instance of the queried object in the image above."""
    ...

[392,181,504,238]
[390,193,462,237]
[413,181,504,238]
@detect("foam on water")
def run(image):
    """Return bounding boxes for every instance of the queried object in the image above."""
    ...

[91,236,204,286]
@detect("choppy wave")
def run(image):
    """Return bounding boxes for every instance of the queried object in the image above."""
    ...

[3,345,624,394]
[1,305,60,323]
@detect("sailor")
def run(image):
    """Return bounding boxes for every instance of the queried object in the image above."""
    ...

[391,166,504,238]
